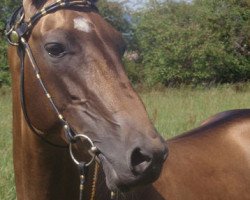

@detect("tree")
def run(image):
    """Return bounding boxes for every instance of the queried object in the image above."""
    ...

[97,0,131,33]
[134,0,250,86]
[97,0,136,50]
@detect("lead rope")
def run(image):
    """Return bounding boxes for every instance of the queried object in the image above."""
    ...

[78,161,100,200]
[77,160,117,200]
[78,162,87,200]
[90,162,99,200]
[90,162,117,200]
[111,191,116,200]
[78,161,99,200]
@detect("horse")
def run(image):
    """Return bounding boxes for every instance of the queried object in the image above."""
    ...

[7,0,168,199]
[7,1,250,200]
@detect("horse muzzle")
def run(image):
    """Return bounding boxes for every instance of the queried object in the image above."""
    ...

[97,134,168,192]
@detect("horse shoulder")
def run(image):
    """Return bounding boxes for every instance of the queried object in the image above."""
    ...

[153,109,250,200]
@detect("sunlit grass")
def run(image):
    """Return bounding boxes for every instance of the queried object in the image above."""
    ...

[0,87,15,200]
[140,84,250,138]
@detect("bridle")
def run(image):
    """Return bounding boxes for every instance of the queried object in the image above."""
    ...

[5,0,117,199]
[6,0,97,147]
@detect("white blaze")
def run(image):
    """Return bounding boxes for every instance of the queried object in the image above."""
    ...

[74,17,92,33]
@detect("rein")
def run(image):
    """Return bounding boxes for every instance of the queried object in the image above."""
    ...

[6,1,116,199]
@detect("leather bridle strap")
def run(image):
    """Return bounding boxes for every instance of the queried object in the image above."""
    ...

[6,0,97,45]
[27,0,94,29]
[18,38,74,148]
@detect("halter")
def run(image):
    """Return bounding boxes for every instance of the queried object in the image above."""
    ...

[6,1,117,199]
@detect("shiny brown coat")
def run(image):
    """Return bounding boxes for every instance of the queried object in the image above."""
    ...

[8,0,250,199]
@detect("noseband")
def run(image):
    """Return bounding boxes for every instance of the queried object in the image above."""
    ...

[6,1,117,199]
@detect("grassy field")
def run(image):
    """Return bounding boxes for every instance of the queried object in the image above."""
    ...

[0,84,250,199]
[0,87,15,200]
[141,84,250,138]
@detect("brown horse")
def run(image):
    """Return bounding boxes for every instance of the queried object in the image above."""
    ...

[7,0,167,199]
[7,0,250,200]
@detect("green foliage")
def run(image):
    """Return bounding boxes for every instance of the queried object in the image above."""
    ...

[0,0,20,86]
[0,40,10,86]
[1,0,250,87]
[97,0,135,49]
[134,0,250,86]
[97,0,131,33]
[123,58,144,84]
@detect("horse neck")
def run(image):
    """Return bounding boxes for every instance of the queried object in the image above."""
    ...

[9,47,110,200]
[11,94,79,199]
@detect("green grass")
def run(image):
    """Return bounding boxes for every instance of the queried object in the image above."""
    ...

[0,84,250,199]
[0,87,15,200]
[141,84,250,138]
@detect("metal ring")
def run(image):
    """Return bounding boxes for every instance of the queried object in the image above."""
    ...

[5,26,14,36]
[69,134,96,167]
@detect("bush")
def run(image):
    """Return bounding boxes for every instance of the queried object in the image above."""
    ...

[133,0,250,86]
[1,0,249,87]
[123,58,144,85]
[0,33,10,86]
[0,0,20,86]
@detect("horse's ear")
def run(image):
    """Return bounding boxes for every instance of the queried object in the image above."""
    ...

[23,0,46,8]
[23,0,46,18]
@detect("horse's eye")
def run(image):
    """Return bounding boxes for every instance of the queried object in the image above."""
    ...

[45,43,67,58]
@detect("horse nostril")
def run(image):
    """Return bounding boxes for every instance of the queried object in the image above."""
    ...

[130,148,152,175]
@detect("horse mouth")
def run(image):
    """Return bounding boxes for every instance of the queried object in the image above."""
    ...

[97,153,122,191]
[97,153,163,192]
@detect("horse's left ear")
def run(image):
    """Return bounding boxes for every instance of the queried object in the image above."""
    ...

[23,0,46,18]
[23,0,46,8]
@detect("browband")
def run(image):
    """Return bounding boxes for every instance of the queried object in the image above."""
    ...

[6,0,96,46]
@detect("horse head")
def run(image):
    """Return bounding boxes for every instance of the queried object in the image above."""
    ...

[11,0,168,192]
